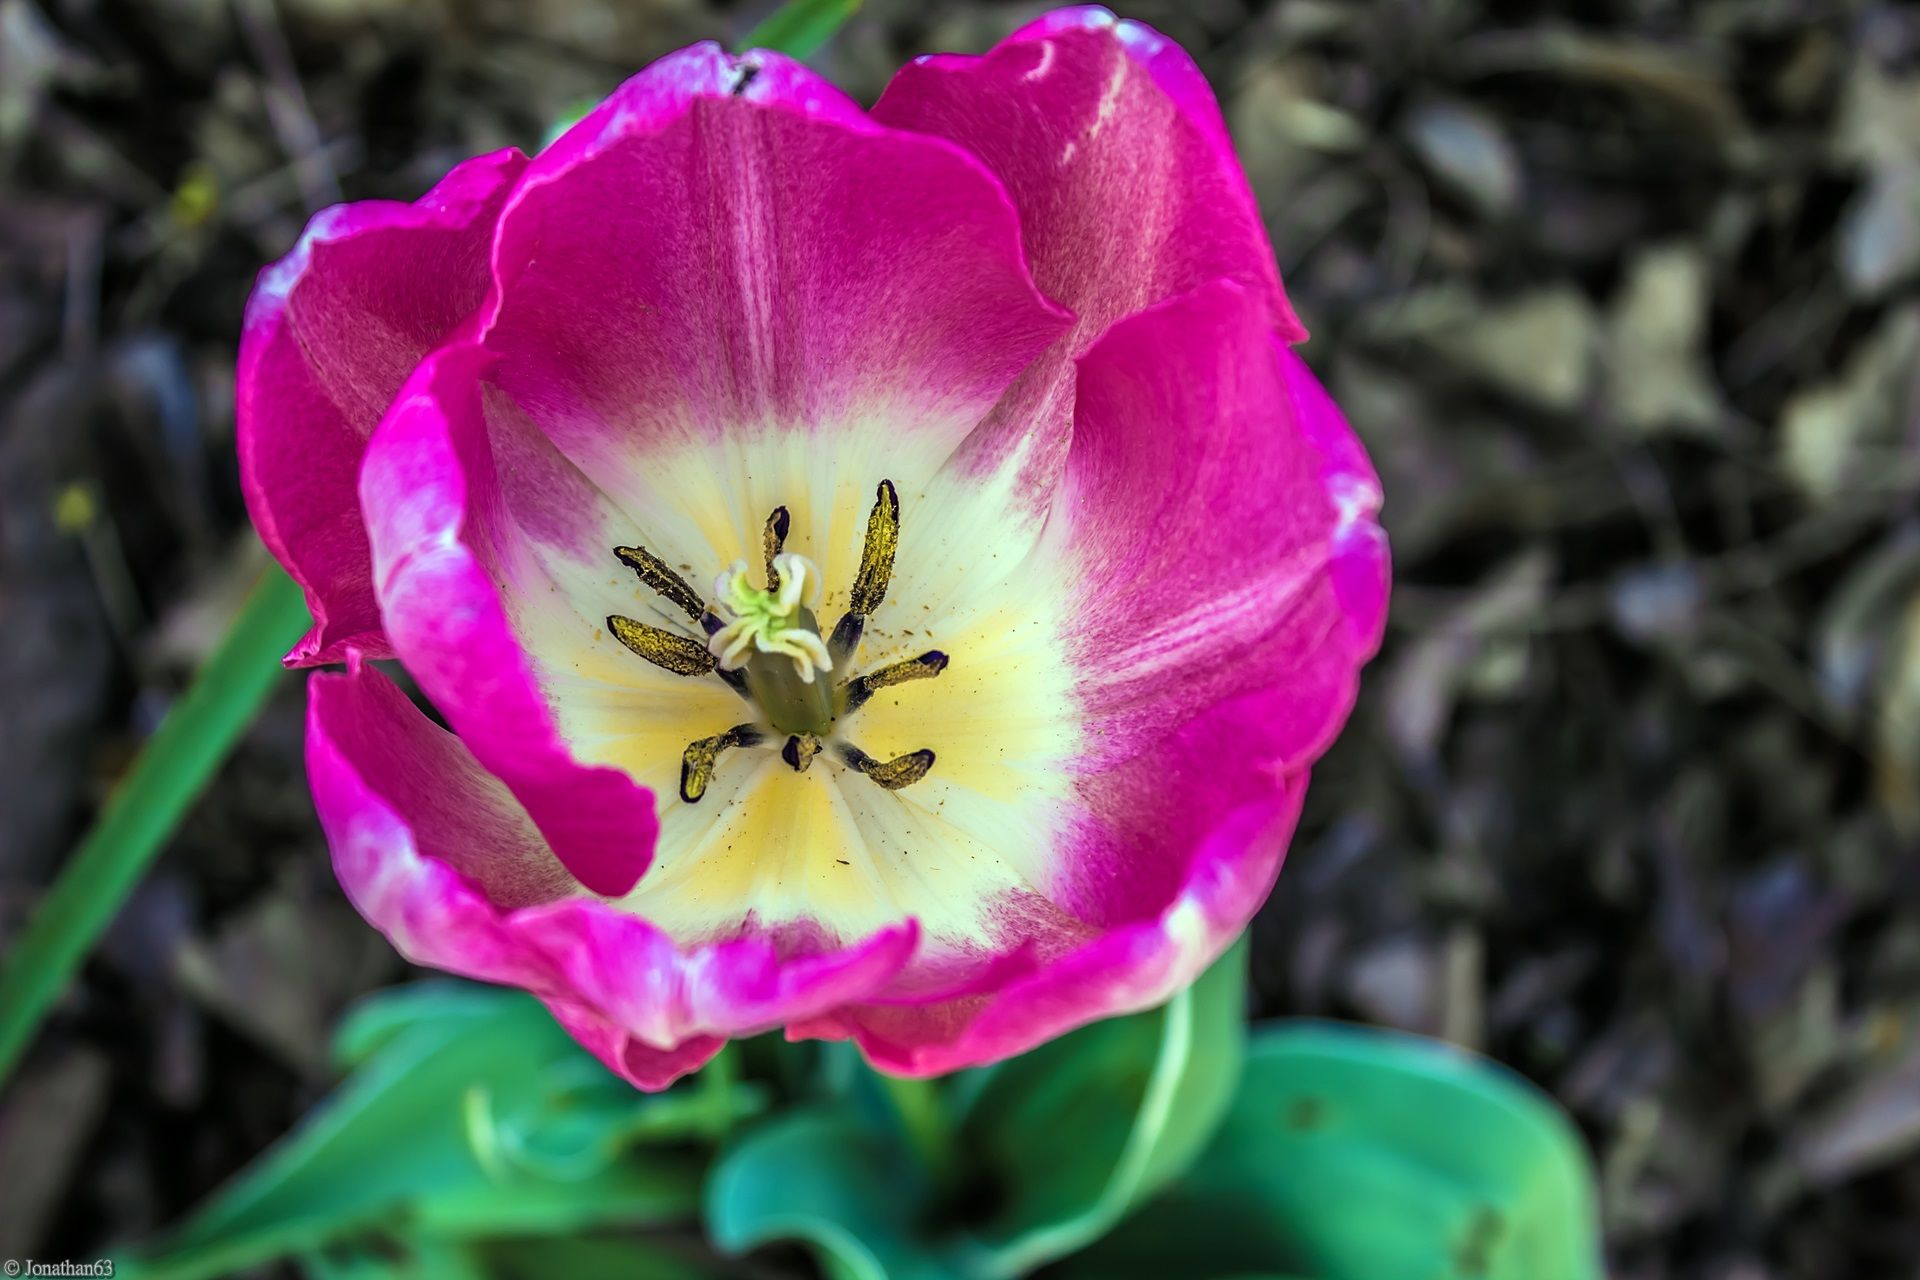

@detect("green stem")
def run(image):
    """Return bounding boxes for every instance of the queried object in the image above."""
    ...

[0,567,310,1087]
[879,1072,949,1179]
[697,1042,742,1139]
[738,0,863,60]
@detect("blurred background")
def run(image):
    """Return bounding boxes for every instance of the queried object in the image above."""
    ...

[0,0,1916,1275]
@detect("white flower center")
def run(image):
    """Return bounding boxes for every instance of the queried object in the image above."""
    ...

[706,552,833,684]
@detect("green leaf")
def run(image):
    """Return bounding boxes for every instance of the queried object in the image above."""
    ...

[300,1235,727,1280]
[965,935,1249,1275]
[0,566,310,1087]
[706,1109,943,1280]
[330,979,528,1069]
[486,1236,725,1280]
[1063,1022,1604,1280]
[540,99,599,150]
[704,947,1249,1280]
[121,986,721,1280]
[738,0,862,61]
[300,1238,492,1280]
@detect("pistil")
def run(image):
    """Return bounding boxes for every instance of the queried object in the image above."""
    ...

[606,481,945,802]
[706,553,836,736]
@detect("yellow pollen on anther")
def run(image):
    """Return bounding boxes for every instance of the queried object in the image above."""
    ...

[706,552,834,683]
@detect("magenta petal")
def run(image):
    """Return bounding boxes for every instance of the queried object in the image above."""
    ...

[478,42,1069,490]
[1007,7,1240,158]
[1280,344,1392,654]
[542,998,725,1090]
[875,12,1292,332]
[512,904,918,1052]
[792,283,1384,1073]
[305,655,568,989]
[873,9,1300,495]
[796,765,1310,1076]
[266,22,1389,1085]
[1056,278,1387,781]
[787,282,1383,1075]
[307,656,910,1090]
[239,149,527,666]
[357,340,660,897]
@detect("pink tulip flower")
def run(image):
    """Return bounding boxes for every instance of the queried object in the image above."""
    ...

[240,7,1388,1087]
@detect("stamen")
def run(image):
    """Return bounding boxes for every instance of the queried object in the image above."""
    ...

[763,506,790,591]
[829,480,899,660]
[681,723,763,802]
[608,484,945,792]
[782,733,822,773]
[707,555,833,683]
[840,650,949,715]
[613,545,708,627]
[839,743,935,791]
[608,615,717,676]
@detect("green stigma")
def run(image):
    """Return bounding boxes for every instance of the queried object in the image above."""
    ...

[708,552,833,683]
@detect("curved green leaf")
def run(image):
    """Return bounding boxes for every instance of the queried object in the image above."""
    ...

[706,1109,944,1280]
[300,1235,723,1280]
[967,935,1249,1275]
[120,986,717,1280]
[486,1237,725,1280]
[1063,1022,1603,1280]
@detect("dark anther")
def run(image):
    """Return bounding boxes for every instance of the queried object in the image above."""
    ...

[840,650,948,715]
[829,479,899,660]
[731,63,761,96]
[763,506,791,590]
[681,724,763,802]
[839,743,935,791]
[782,733,821,773]
[608,615,716,676]
[614,545,708,626]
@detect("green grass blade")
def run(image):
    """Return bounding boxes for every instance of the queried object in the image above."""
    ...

[0,565,310,1086]
[738,0,862,60]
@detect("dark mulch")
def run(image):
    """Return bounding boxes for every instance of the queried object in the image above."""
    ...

[2,1,1917,1276]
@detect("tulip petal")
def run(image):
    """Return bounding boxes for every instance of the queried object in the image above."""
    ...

[792,279,1384,1073]
[541,998,726,1090]
[305,655,571,989]
[278,21,1389,1087]
[308,657,916,1089]
[792,736,1309,1075]
[512,903,917,1053]
[357,340,671,897]
[1052,278,1387,785]
[477,42,1070,534]
[239,148,526,666]
[874,9,1301,507]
